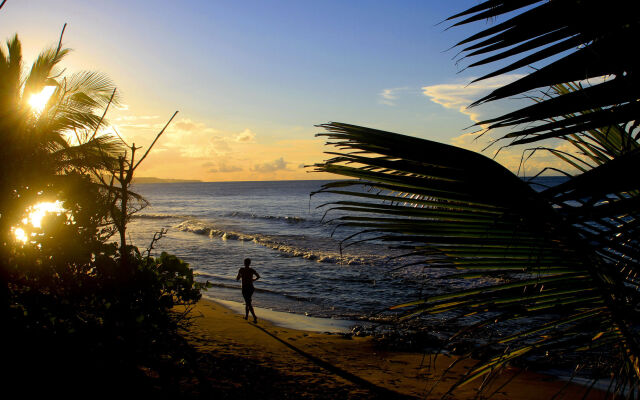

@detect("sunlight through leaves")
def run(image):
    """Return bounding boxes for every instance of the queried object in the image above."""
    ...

[12,200,67,244]
[27,86,56,114]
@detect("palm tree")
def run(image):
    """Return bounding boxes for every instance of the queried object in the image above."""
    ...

[313,1,640,396]
[0,31,129,310]
[0,31,125,240]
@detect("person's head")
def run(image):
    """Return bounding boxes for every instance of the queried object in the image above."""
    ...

[244,258,251,267]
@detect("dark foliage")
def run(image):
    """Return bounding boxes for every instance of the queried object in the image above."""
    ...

[312,0,640,396]
[0,31,205,394]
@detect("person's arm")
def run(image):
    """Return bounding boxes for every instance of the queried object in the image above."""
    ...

[236,269,242,281]
[253,269,260,281]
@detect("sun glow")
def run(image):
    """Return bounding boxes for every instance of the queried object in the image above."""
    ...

[13,228,28,244]
[28,86,56,114]
[27,201,66,228]
[13,201,67,243]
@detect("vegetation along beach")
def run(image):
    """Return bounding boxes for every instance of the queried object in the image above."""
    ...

[1,0,638,398]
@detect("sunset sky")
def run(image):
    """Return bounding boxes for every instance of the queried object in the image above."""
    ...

[1,1,561,181]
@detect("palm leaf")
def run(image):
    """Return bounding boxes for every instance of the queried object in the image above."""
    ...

[312,122,640,393]
[449,0,639,145]
[22,45,69,99]
[0,33,130,241]
[0,34,22,112]
[314,6,640,388]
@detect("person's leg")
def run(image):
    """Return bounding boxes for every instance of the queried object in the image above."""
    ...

[248,289,257,322]
[242,289,250,319]
[248,300,257,323]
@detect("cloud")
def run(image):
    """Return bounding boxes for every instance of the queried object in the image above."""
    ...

[115,115,158,122]
[115,123,157,130]
[173,118,217,133]
[251,157,289,173]
[156,119,234,158]
[112,110,333,181]
[207,161,243,173]
[115,114,259,160]
[181,136,230,158]
[422,74,524,124]
[156,121,259,158]
[111,114,167,138]
[423,74,588,176]
[379,87,408,106]
[235,128,256,143]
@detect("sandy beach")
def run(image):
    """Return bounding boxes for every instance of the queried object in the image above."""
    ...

[180,298,606,399]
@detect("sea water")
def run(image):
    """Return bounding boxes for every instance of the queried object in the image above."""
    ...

[127,180,441,322]
[128,177,566,323]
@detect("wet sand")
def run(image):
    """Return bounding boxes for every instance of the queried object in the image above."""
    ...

[182,298,606,399]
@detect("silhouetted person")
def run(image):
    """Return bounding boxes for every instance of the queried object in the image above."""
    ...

[236,258,260,323]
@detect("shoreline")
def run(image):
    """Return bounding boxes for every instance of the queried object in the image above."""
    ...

[202,294,360,333]
[184,298,607,399]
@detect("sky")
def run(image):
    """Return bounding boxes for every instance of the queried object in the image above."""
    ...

[0,0,562,181]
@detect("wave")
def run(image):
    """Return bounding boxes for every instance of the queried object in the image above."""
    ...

[203,282,317,302]
[175,219,390,266]
[176,220,254,241]
[133,213,185,220]
[191,273,320,304]
[225,211,310,224]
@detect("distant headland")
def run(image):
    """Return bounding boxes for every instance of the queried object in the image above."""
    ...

[133,177,202,184]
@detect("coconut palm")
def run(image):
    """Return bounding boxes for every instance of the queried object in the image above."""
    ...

[313,0,640,396]
[0,32,125,238]
[0,33,123,177]
[0,32,132,314]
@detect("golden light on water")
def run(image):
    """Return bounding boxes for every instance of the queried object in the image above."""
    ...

[28,86,56,114]
[13,201,66,243]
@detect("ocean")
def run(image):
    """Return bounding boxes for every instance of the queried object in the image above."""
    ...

[127,180,440,322]
[128,177,566,324]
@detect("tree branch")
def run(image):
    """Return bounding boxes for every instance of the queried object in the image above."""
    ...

[133,110,178,170]
[55,23,67,57]
[89,87,117,141]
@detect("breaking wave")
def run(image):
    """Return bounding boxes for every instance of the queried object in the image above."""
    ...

[175,219,389,266]
[225,211,310,224]
[133,213,185,220]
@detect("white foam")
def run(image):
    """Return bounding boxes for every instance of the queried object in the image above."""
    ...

[176,219,387,266]
[204,295,357,333]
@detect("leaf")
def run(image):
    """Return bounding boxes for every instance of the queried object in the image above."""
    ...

[314,121,640,393]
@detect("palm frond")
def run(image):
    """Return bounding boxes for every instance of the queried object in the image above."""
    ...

[449,0,639,144]
[0,34,128,221]
[62,71,121,109]
[22,45,70,99]
[313,122,640,392]
[0,34,22,111]
[52,134,125,172]
[313,1,638,394]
